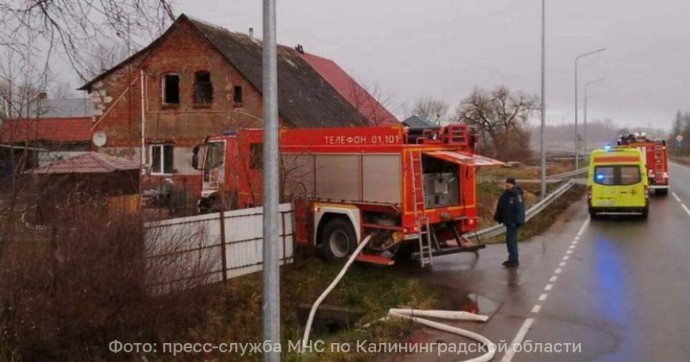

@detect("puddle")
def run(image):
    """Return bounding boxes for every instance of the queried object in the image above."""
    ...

[455,293,501,316]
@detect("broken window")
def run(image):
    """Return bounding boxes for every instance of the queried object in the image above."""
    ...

[162,74,180,105]
[150,144,174,175]
[194,71,213,104]
[233,85,243,107]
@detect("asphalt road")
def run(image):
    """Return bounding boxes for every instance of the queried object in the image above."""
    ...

[391,161,690,362]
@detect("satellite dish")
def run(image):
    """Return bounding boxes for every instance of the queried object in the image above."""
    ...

[92,131,107,147]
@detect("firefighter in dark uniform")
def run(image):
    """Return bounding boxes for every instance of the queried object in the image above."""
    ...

[494,178,526,268]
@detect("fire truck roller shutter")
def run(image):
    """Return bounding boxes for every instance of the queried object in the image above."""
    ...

[422,151,505,167]
[313,204,361,262]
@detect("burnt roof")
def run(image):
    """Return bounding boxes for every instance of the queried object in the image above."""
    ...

[187,17,369,128]
[81,14,371,128]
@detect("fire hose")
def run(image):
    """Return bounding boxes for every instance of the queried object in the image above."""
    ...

[301,235,496,361]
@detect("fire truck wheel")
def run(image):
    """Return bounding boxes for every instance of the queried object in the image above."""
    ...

[320,218,357,262]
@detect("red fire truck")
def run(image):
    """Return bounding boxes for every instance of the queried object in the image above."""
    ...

[616,133,669,196]
[192,124,504,266]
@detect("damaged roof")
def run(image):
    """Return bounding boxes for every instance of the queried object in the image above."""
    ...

[29,152,140,174]
[186,16,370,128]
[81,14,394,128]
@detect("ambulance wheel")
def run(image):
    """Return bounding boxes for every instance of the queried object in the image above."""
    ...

[320,218,357,262]
[641,207,649,219]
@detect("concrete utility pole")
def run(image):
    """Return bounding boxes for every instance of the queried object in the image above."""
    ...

[574,48,606,169]
[540,0,546,200]
[261,0,280,360]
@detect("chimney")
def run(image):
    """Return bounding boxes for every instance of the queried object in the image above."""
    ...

[249,27,254,39]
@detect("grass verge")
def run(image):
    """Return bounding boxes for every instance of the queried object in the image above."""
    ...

[179,260,442,362]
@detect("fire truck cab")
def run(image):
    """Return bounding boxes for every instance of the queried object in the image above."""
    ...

[192,125,504,266]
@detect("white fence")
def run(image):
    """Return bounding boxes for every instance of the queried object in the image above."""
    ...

[144,203,294,294]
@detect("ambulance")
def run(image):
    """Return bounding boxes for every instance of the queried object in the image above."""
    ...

[587,147,649,218]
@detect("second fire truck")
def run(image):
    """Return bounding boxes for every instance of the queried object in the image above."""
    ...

[616,132,669,196]
[192,124,504,266]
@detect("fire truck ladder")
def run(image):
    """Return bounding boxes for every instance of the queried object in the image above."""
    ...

[654,143,665,184]
[410,151,433,267]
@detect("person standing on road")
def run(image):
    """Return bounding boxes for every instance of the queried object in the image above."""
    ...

[493,178,526,268]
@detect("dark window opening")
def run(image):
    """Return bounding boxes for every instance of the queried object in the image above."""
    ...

[250,143,262,170]
[151,144,174,174]
[233,86,243,107]
[194,71,213,104]
[162,74,180,104]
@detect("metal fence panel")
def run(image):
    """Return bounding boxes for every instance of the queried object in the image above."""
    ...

[145,203,294,294]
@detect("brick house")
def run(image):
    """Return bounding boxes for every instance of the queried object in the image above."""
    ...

[79,14,397,195]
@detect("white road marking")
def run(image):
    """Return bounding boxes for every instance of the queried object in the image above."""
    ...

[576,218,590,237]
[566,250,573,255]
[502,217,589,362]
[500,318,535,362]
[672,192,681,202]
[682,204,690,217]
[670,192,690,217]
[569,245,575,249]
[562,256,569,261]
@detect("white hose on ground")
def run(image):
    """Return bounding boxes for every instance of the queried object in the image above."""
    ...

[300,235,373,351]
[388,309,496,362]
[300,234,496,362]
[388,308,489,323]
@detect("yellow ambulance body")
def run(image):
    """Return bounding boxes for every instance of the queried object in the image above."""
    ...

[587,147,649,218]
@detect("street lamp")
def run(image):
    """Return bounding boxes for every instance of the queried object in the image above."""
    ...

[574,48,606,169]
[584,77,604,157]
[540,0,546,200]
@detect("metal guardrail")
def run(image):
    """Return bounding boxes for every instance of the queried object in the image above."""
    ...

[477,167,587,184]
[463,179,576,241]
[546,167,588,179]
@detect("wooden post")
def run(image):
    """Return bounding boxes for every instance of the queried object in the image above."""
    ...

[219,210,228,283]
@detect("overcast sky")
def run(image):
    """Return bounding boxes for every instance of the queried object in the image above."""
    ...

[136,1,690,129]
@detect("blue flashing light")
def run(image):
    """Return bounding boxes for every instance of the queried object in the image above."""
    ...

[604,145,612,151]
[222,130,236,136]
[596,174,605,180]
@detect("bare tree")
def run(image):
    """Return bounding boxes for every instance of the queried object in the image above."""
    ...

[456,85,539,162]
[84,41,131,79]
[411,97,451,125]
[347,78,399,126]
[51,80,75,99]
[0,0,175,82]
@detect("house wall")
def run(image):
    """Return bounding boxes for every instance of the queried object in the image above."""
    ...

[89,20,274,195]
